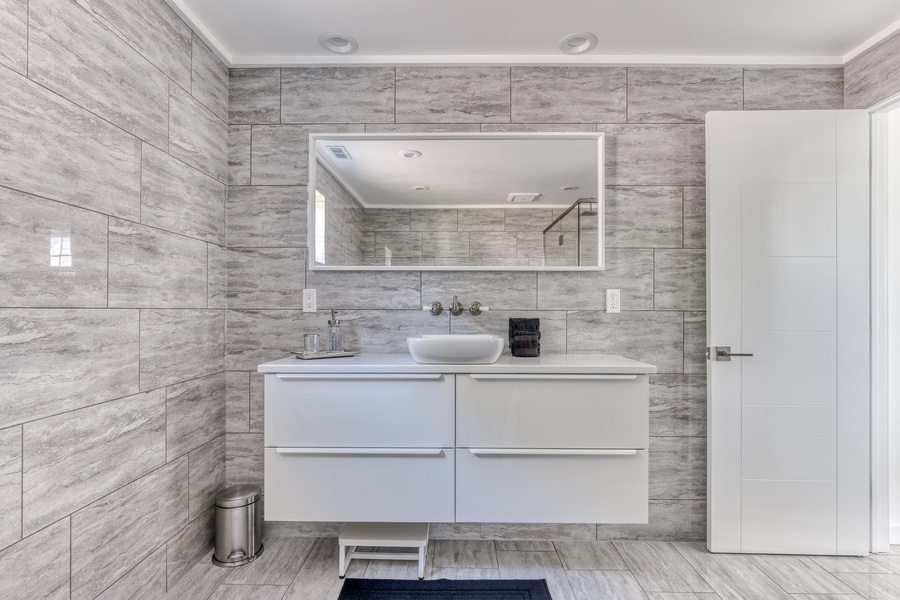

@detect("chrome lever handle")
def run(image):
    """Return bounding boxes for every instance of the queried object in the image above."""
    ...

[715,346,754,361]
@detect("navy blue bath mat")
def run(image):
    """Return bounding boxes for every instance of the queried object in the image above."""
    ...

[337,578,552,599]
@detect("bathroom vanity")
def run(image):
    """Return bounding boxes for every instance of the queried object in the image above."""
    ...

[259,354,656,525]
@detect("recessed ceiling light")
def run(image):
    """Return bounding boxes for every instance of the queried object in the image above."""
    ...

[413,185,430,191]
[558,32,597,54]
[319,32,359,54]
[400,150,422,158]
[561,185,580,191]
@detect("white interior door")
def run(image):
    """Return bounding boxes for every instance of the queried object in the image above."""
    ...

[707,110,870,555]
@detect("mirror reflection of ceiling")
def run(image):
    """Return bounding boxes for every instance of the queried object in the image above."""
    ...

[315,138,599,208]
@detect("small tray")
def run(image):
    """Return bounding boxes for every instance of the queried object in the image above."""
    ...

[293,350,358,360]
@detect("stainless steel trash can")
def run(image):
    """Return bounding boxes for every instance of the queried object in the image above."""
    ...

[212,484,264,567]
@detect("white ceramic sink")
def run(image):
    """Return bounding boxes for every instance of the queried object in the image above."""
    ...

[407,334,505,364]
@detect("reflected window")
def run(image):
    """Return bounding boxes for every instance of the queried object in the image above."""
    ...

[315,190,326,263]
[50,231,71,267]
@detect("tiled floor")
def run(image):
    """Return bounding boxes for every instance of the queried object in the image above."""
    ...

[167,538,900,600]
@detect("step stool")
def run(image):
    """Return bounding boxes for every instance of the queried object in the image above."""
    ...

[338,522,429,580]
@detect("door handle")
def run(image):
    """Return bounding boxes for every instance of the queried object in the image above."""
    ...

[715,346,754,361]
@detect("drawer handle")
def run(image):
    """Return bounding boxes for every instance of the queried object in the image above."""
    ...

[468,448,639,456]
[276,447,445,456]
[276,374,443,381]
[467,374,638,380]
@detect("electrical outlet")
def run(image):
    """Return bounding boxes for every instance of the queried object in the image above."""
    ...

[606,289,621,314]
[303,289,316,312]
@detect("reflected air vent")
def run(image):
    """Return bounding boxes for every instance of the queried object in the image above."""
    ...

[507,193,541,203]
[325,145,352,159]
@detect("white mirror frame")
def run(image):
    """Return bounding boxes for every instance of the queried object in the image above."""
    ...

[308,132,605,271]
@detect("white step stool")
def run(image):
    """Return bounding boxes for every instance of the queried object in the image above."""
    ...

[338,522,429,580]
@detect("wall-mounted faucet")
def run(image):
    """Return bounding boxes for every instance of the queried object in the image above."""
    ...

[422,298,490,316]
[450,295,464,316]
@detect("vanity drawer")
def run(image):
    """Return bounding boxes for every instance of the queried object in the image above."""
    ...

[264,448,455,522]
[456,374,648,448]
[456,448,648,523]
[265,373,454,447]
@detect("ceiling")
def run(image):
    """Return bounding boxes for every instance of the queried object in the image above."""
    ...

[164,0,900,67]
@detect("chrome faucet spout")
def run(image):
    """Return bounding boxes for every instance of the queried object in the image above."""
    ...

[450,295,464,316]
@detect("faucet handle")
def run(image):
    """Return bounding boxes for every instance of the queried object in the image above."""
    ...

[469,302,489,316]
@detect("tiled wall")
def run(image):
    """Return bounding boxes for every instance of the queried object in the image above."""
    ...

[0,0,227,597]
[225,65,844,541]
[845,31,900,109]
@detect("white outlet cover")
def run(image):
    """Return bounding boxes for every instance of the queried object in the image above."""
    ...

[606,289,621,313]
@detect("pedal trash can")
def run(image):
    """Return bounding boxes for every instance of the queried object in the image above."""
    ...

[212,484,264,567]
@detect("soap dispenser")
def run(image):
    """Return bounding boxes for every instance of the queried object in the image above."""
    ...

[327,309,343,352]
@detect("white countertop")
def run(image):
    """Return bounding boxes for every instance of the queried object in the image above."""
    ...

[258,354,657,374]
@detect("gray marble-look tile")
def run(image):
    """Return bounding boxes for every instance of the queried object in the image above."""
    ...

[263,522,343,538]
[655,249,706,311]
[537,249,654,310]
[166,548,229,599]
[646,594,721,600]
[450,310,565,355]
[568,311,684,373]
[495,541,556,551]
[227,185,307,248]
[396,67,511,123]
[335,310,450,354]
[429,567,501,580]
[511,67,626,123]
[0,187,108,307]
[29,0,168,148]
[833,573,900,599]
[250,373,265,432]
[209,243,227,309]
[481,523,596,541]
[628,67,743,123]
[811,556,893,575]
[433,540,497,568]
[94,545,166,600]
[422,232,471,259]
[615,541,713,593]
[496,550,575,600]
[683,187,706,249]
[189,435,225,521]
[139,309,224,390]
[749,555,857,595]
[76,0,192,90]
[364,208,410,232]
[458,209,506,231]
[192,33,228,120]
[845,34,900,110]
[167,507,215,589]
[555,541,627,570]
[282,67,394,123]
[597,500,706,541]
[0,0,26,74]
[0,308,140,429]
[366,123,482,133]
[566,570,649,600]
[283,537,366,600]
[605,124,705,186]
[363,553,431,580]
[743,68,844,110]
[869,554,900,575]
[470,231,517,258]
[515,232,543,259]
[429,523,484,540]
[305,269,421,310]
[504,208,554,232]
[0,65,142,220]
[0,518,69,600]
[72,458,189,600]
[374,232,423,257]
[225,310,329,371]
[650,375,707,438]
[422,271,537,310]
[167,372,226,461]
[170,83,228,183]
[481,123,599,133]
[650,437,707,500]
[683,312,707,374]
[229,125,252,185]
[411,209,459,232]
[141,142,226,245]
[606,186,683,248]
[225,537,315,585]
[0,426,21,551]
[211,585,289,600]
[251,124,364,186]
[108,219,208,308]
[227,248,306,309]
[230,69,281,124]
[225,433,264,488]
[674,542,793,600]
[226,371,250,433]
[22,389,165,536]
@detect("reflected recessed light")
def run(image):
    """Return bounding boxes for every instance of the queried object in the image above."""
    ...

[558,32,597,54]
[400,150,422,158]
[561,185,580,191]
[320,32,359,54]
[413,185,430,191]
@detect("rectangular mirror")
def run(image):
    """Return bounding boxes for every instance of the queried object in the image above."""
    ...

[309,132,605,271]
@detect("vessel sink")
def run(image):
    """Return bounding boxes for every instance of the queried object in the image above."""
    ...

[407,334,505,364]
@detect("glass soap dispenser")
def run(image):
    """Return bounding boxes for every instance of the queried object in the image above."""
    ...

[327,309,343,352]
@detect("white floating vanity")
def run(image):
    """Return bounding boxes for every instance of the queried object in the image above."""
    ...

[258,354,656,525]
